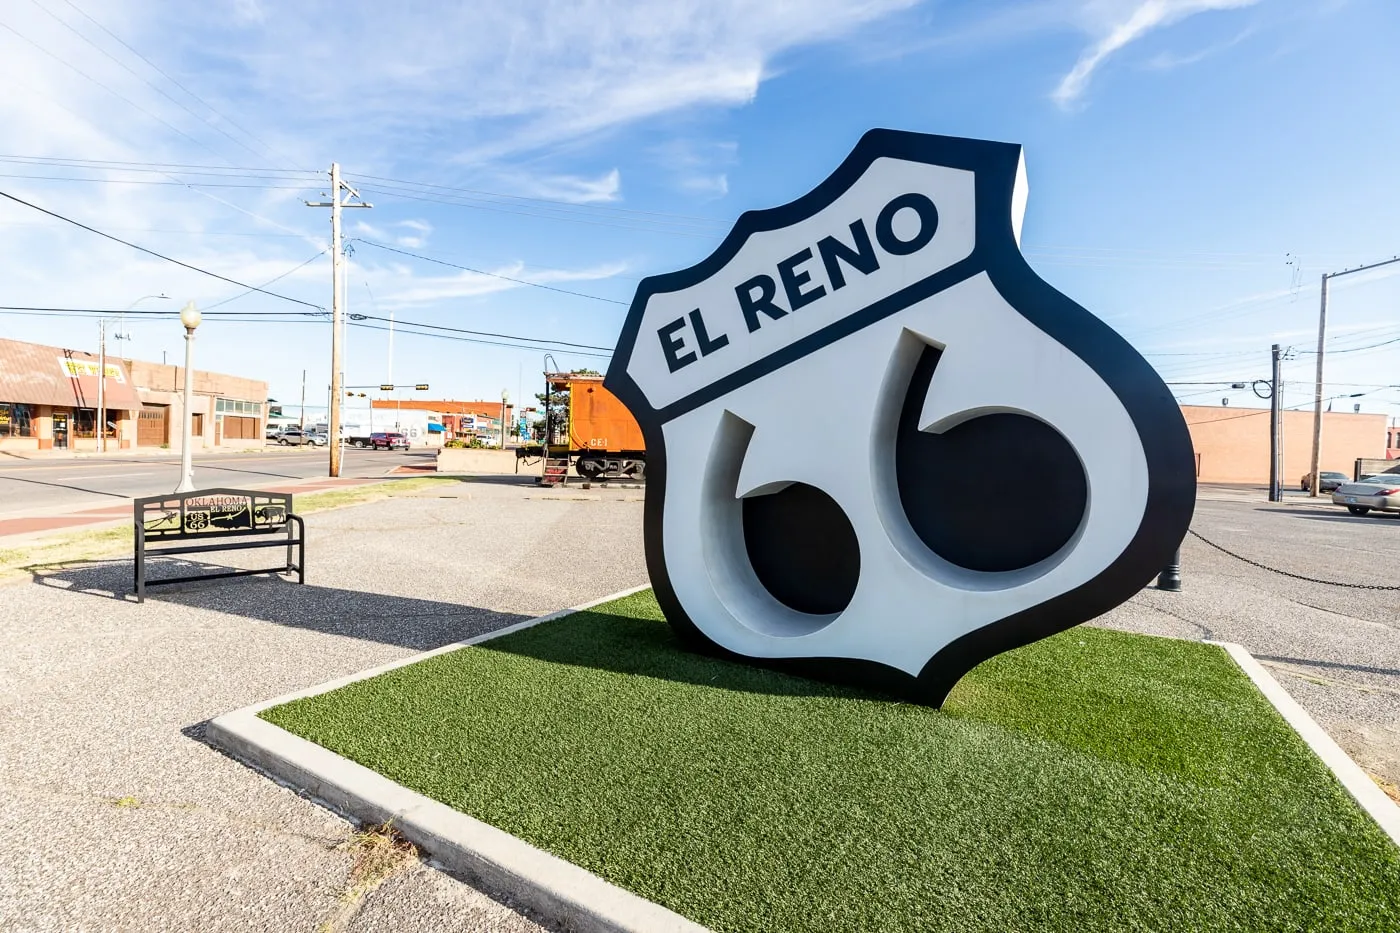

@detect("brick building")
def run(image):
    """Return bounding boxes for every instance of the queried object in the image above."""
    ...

[0,336,267,453]
[1182,404,1388,484]
[370,398,515,441]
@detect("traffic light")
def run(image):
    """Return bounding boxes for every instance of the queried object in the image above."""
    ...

[414,384,429,391]
[379,384,394,391]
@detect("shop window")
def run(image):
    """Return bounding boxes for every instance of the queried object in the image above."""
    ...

[73,408,116,439]
[0,403,34,438]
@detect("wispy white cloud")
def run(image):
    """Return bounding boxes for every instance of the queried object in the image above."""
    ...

[1052,0,1259,107]
[680,174,729,198]
[495,169,622,205]
[1143,24,1255,69]
[377,260,628,306]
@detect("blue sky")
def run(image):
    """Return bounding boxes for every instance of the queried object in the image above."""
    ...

[0,0,1396,421]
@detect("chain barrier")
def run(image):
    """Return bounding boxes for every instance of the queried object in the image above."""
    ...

[1186,529,1400,591]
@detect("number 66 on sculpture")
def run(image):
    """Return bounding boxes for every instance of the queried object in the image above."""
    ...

[605,129,1196,705]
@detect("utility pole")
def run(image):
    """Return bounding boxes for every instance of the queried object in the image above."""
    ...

[299,369,307,432]
[1268,344,1281,502]
[305,163,371,477]
[1308,254,1400,496]
[500,390,509,449]
[97,318,106,454]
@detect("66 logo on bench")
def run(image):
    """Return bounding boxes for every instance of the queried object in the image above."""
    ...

[605,129,1195,705]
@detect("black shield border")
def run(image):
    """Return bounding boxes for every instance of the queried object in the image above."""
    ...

[605,128,1196,706]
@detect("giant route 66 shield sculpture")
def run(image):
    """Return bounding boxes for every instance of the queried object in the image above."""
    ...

[605,129,1197,705]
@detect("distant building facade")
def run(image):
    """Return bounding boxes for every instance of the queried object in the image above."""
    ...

[1183,404,1388,484]
[370,398,515,441]
[0,336,267,453]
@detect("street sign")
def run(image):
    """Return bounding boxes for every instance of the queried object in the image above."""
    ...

[605,129,1196,705]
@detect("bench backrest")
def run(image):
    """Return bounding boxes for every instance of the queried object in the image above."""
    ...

[135,488,293,543]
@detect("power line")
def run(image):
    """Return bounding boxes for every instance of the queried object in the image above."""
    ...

[349,312,611,351]
[349,319,611,358]
[56,0,299,165]
[354,238,628,306]
[351,183,720,240]
[346,172,727,227]
[0,172,313,189]
[25,0,268,162]
[203,249,331,311]
[0,155,318,176]
[0,188,324,310]
[0,16,233,166]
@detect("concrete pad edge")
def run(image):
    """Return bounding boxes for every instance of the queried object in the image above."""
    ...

[1208,639,1400,848]
[207,583,711,933]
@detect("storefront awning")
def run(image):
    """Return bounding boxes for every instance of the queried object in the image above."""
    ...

[0,337,140,409]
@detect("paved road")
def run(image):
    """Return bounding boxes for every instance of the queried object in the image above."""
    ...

[0,448,435,520]
[0,486,1394,931]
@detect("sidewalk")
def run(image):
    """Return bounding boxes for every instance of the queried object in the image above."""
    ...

[0,475,382,542]
[0,444,281,461]
[0,481,648,932]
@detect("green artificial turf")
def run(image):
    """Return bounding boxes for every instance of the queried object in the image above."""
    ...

[262,592,1400,932]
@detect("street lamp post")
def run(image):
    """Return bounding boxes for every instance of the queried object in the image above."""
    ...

[174,302,202,493]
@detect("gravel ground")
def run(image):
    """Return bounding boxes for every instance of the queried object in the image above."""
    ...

[0,477,645,933]
[0,479,1394,932]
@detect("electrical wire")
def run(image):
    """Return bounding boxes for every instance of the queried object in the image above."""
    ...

[0,16,233,166]
[202,249,331,311]
[25,0,269,162]
[348,313,610,351]
[354,238,628,306]
[0,188,324,310]
[57,0,300,166]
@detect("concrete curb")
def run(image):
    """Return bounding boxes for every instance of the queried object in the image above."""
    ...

[207,584,711,933]
[1209,640,1400,848]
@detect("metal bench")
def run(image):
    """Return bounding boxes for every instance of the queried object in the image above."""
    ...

[134,488,305,602]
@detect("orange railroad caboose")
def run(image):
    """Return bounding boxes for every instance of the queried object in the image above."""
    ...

[517,372,646,484]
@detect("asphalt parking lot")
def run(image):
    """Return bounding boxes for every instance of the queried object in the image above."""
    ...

[0,480,1394,931]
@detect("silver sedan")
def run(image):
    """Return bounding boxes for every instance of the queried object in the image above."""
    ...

[1332,475,1400,516]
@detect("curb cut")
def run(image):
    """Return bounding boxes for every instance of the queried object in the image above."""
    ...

[1208,640,1400,847]
[206,584,710,933]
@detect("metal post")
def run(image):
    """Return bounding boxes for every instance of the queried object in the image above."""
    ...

[1156,548,1181,591]
[299,369,306,432]
[1308,274,1328,497]
[97,318,106,454]
[1268,343,1281,502]
[500,391,508,449]
[328,162,344,478]
[174,313,198,493]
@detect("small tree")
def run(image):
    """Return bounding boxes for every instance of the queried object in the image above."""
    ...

[533,369,601,446]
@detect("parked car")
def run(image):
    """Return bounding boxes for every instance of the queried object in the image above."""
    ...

[265,425,283,440]
[370,432,409,450]
[1301,471,1349,492]
[307,431,329,447]
[1332,476,1400,516]
[277,429,322,446]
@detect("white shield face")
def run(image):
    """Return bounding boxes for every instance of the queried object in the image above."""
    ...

[606,130,1195,705]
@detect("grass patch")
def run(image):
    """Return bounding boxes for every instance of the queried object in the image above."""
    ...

[0,526,132,583]
[293,475,467,514]
[264,591,1398,931]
